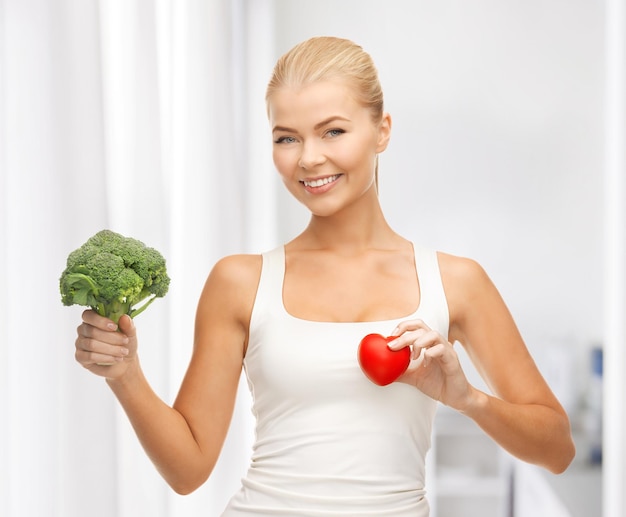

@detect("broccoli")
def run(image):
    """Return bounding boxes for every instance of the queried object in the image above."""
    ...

[60,229,170,324]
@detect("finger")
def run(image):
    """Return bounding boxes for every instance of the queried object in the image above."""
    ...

[398,329,445,360]
[117,314,136,339]
[82,309,119,331]
[387,328,423,350]
[388,319,432,349]
[411,329,442,350]
[74,340,128,368]
[421,342,447,367]
[75,347,125,367]
[388,327,437,353]
[77,321,129,347]
[75,327,129,361]
[391,319,429,336]
[75,332,129,356]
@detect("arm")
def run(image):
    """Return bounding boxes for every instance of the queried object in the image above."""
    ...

[75,254,261,494]
[446,254,575,473]
[391,254,575,474]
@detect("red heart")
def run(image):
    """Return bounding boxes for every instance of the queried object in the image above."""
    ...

[358,333,411,386]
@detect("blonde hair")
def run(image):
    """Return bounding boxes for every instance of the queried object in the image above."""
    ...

[266,36,384,122]
[266,37,385,186]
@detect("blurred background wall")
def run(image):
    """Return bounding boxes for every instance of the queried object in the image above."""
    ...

[1,1,623,516]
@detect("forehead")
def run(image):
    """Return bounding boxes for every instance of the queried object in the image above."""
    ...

[268,81,364,126]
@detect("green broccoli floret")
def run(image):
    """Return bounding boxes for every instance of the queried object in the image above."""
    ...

[60,229,170,324]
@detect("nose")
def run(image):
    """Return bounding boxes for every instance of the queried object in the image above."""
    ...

[298,140,326,170]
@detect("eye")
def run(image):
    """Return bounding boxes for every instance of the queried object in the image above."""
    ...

[325,128,345,138]
[274,135,297,144]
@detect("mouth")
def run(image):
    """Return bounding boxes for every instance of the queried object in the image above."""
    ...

[300,174,342,189]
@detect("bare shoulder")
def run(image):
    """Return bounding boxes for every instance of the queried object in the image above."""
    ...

[436,251,492,295]
[197,254,263,335]
[207,253,263,291]
[436,251,506,344]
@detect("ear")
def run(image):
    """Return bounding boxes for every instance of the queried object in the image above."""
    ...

[375,112,392,153]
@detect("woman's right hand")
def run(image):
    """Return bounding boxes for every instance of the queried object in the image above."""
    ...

[75,310,137,379]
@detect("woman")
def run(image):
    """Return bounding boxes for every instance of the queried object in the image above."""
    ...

[75,36,575,516]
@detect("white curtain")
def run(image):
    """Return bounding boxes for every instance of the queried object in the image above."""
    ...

[1,0,277,515]
[604,1,626,516]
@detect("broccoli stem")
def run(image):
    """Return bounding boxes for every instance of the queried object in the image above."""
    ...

[91,296,157,324]
[129,295,157,319]
[93,299,132,325]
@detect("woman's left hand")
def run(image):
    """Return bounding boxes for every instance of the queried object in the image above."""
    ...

[388,319,477,411]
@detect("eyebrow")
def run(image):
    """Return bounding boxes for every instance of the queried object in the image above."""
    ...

[272,116,350,134]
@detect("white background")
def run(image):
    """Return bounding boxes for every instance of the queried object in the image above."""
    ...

[1,1,623,516]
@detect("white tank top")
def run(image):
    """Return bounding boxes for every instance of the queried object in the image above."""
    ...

[222,245,449,516]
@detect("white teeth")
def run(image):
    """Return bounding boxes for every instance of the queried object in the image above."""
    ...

[302,175,340,188]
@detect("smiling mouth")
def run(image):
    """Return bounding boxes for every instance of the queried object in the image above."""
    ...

[301,174,342,188]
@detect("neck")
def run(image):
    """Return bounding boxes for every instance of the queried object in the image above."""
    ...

[297,190,401,253]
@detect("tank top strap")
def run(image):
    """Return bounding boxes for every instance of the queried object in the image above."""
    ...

[252,246,285,321]
[412,244,450,340]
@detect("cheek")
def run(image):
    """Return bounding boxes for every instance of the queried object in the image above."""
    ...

[335,144,376,175]
[338,133,378,165]
[272,148,296,178]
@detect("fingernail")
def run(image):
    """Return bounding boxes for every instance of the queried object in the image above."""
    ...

[120,348,129,356]
[107,323,118,331]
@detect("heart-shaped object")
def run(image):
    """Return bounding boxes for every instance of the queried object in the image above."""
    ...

[358,333,411,386]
